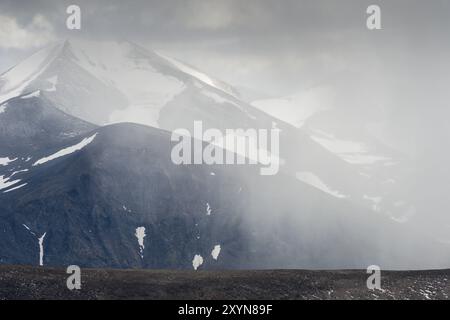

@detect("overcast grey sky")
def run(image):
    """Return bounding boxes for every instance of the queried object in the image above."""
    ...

[1,0,450,96]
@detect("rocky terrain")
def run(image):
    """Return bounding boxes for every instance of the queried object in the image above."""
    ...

[0,265,448,300]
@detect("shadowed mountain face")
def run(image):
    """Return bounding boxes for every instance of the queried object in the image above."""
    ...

[0,93,96,155]
[0,95,449,270]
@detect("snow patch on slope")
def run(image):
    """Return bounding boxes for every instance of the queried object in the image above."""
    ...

[192,254,203,270]
[212,131,282,168]
[45,75,58,92]
[38,233,46,266]
[202,90,239,107]
[22,225,47,266]
[33,133,97,166]
[68,41,186,128]
[0,157,16,166]
[296,172,347,199]
[21,90,41,99]
[135,227,146,259]
[202,89,256,119]
[0,175,21,191]
[3,183,27,193]
[206,203,212,216]
[0,42,63,104]
[211,245,221,260]
[310,130,391,165]
[10,169,29,177]
[252,87,333,128]
[157,52,237,98]
[23,224,34,234]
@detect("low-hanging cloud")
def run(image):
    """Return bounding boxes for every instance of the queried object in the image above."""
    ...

[0,14,55,50]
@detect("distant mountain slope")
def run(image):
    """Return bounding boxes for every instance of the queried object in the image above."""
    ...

[0,120,448,269]
[0,92,95,155]
[252,86,415,225]
[0,92,96,198]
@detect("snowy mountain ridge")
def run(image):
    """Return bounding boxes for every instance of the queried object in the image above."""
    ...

[0,40,240,127]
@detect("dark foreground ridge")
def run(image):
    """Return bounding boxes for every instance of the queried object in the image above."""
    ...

[0,265,449,300]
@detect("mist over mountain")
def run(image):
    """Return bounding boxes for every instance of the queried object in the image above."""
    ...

[0,39,449,270]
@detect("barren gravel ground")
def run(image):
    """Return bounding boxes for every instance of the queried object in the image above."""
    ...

[0,265,449,300]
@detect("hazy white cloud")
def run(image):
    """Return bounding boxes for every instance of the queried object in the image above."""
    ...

[0,14,55,50]
[183,0,235,30]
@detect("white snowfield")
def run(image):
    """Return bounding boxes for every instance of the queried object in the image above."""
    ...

[0,104,6,114]
[0,40,243,129]
[0,42,63,105]
[69,41,186,128]
[33,133,97,166]
[296,171,347,199]
[309,130,391,165]
[252,86,334,128]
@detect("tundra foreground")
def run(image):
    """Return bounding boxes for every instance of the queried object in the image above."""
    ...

[0,265,449,300]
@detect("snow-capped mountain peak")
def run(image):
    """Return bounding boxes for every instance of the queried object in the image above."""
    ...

[0,42,64,105]
[0,40,242,127]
